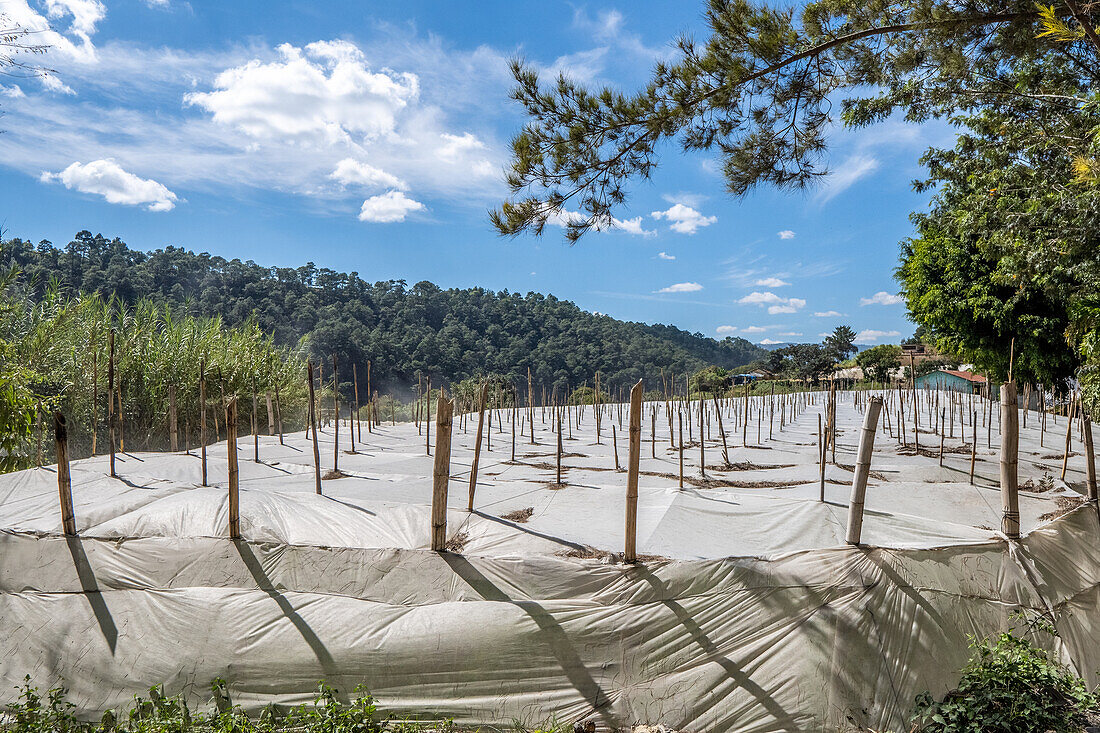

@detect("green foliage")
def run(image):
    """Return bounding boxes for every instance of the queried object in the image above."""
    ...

[822,326,857,363]
[856,345,902,384]
[493,0,1100,241]
[912,624,1100,732]
[0,272,305,464]
[567,385,609,405]
[689,365,731,395]
[896,71,1097,387]
[0,234,768,401]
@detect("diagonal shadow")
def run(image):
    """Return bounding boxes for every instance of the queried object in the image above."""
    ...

[65,536,118,654]
[631,563,804,732]
[440,552,617,728]
[472,510,587,551]
[233,540,348,702]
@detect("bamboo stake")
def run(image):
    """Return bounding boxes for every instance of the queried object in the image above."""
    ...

[332,355,339,472]
[90,344,98,456]
[713,395,730,465]
[467,381,489,511]
[1000,382,1020,539]
[556,405,564,485]
[624,379,643,563]
[252,381,259,463]
[1084,414,1097,501]
[307,362,321,494]
[698,396,705,477]
[426,376,432,455]
[226,397,240,540]
[108,329,116,477]
[818,413,826,501]
[54,411,76,536]
[1062,396,1076,481]
[200,368,208,486]
[846,396,883,544]
[678,411,684,489]
[431,392,455,551]
[612,424,621,471]
[274,383,284,445]
[969,410,977,485]
[351,364,358,453]
[266,392,275,436]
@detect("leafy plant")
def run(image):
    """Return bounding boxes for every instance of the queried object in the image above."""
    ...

[911,620,1100,732]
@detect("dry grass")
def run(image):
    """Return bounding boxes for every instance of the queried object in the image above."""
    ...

[1039,496,1088,522]
[501,507,534,523]
[443,531,469,552]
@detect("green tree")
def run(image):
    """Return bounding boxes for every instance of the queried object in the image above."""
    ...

[689,365,731,396]
[857,344,902,384]
[823,325,857,363]
[492,0,1100,241]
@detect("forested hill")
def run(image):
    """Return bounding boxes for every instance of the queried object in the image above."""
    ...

[0,231,766,393]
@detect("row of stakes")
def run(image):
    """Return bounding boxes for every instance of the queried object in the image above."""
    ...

[45,379,1083,562]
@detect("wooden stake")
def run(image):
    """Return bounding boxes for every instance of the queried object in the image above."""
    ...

[678,410,684,489]
[818,413,826,501]
[266,391,275,436]
[108,329,116,477]
[226,397,240,540]
[1000,382,1020,539]
[612,424,621,471]
[54,411,76,536]
[846,396,882,545]
[624,379,643,563]
[332,355,339,472]
[1062,396,1076,481]
[1084,414,1097,501]
[556,405,564,485]
[274,382,284,445]
[352,363,360,447]
[252,381,259,463]
[467,381,489,511]
[969,410,977,485]
[307,362,322,494]
[200,368,208,486]
[431,392,455,551]
[169,384,178,452]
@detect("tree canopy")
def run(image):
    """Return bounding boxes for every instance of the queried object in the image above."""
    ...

[492,0,1100,241]
[0,233,769,400]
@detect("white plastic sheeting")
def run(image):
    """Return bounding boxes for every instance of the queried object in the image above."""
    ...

[1,394,1096,731]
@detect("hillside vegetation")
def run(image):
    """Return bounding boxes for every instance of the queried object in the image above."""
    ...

[0,232,766,395]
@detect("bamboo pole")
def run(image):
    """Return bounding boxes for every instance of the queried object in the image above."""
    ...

[431,391,455,551]
[698,396,705,477]
[200,368,208,486]
[426,376,432,455]
[350,364,358,453]
[274,382,284,445]
[331,355,339,472]
[90,344,98,456]
[1000,382,1020,539]
[168,385,178,452]
[678,410,684,489]
[846,396,882,544]
[54,411,76,536]
[625,380,643,563]
[1084,414,1097,501]
[108,329,116,477]
[1062,396,1076,481]
[556,405,564,484]
[307,362,321,494]
[226,397,240,540]
[713,395,730,465]
[511,386,517,462]
[467,381,489,511]
[818,413,826,501]
[969,410,977,485]
[612,424,621,471]
[266,392,275,436]
[252,381,259,463]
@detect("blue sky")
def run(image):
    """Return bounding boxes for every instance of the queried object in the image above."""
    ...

[0,0,949,345]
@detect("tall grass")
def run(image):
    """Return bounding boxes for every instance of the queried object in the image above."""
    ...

[1,273,307,467]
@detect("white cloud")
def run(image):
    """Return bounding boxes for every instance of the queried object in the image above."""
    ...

[860,291,904,306]
[657,251,675,260]
[738,291,784,305]
[777,230,795,239]
[759,338,784,345]
[0,84,26,98]
[184,41,419,144]
[716,325,737,335]
[358,190,424,223]
[740,326,768,334]
[813,310,843,317]
[614,216,655,236]
[768,297,806,315]
[754,277,790,288]
[650,203,717,234]
[777,331,803,337]
[817,154,880,202]
[330,158,407,190]
[657,282,703,293]
[3,0,103,64]
[854,329,901,344]
[41,159,177,211]
[739,291,805,314]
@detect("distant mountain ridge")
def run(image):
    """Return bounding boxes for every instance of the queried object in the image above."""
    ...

[1,231,768,394]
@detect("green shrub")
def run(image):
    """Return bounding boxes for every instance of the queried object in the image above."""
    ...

[911,620,1100,732]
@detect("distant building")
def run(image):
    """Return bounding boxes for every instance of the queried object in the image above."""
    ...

[915,369,987,393]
